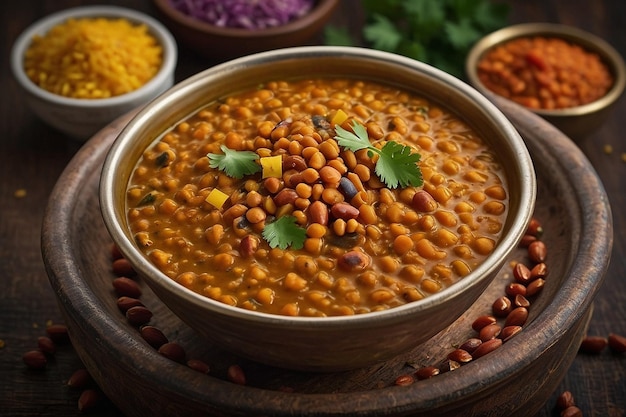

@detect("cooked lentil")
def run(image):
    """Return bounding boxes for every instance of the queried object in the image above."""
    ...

[126,78,508,316]
[477,36,613,109]
[24,17,162,98]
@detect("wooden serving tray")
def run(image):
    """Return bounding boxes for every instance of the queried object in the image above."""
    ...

[42,97,612,416]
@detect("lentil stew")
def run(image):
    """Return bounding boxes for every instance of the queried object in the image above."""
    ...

[126,77,508,316]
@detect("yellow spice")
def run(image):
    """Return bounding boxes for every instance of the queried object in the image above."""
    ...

[24,17,162,99]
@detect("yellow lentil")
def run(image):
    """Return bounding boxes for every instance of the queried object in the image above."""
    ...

[24,17,162,98]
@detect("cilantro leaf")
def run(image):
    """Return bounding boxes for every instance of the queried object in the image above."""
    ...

[334,121,423,189]
[376,141,423,189]
[324,26,354,46]
[330,0,510,78]
[334,122,371,152]
[207,145,261,179]
[363,14,403,52]
[445,19,482,50]
[262,216,306,250]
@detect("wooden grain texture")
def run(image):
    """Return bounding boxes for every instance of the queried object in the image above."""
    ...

[1,1,625,416]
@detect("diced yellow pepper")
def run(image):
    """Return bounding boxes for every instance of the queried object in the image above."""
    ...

[260,155,282,179]
[331,109,348,126]
[205,188,229,209]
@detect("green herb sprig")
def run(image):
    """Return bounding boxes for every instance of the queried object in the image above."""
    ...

[334,121,423,189]
[207,144,261,178]
[324,0,509,78]
[262,216,307,250]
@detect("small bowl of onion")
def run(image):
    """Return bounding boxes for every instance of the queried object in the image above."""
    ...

[153,0,339,60]
[10,5,177,140]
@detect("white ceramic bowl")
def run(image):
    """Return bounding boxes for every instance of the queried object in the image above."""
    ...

[100,46,536,372]
[10,5,177,141]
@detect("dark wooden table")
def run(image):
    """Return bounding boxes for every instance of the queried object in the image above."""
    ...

[1,1,624,416]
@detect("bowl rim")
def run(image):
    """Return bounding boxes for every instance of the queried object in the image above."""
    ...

[100,45,537,329]
[10,5,177,108]
[152,0,339,37]
[466,22,626,117]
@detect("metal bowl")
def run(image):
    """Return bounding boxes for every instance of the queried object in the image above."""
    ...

[99,46,536,372]
[466,23,626,141]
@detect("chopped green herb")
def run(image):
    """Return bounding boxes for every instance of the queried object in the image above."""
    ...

[262,216,307,250]
[334,121,422,189]
[137,192,156,206]
[324,0,509,78]
[207,145,261,179]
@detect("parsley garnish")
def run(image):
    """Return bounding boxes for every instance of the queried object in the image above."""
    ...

[207,145,261,179]
[262,216,307,250]
[324,0,509,78]
[334,121,423,189]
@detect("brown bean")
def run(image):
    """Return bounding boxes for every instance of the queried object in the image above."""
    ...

[500,325,522,342]
[46,323,70,344]
[471,338,502,359]
[526,218,543,237]
[67,368,92,389]
[394,374,415,386]
[22,350,47,369]
[505,307,528,327]
[282,155,307,171]
[415,366,440,380]
[608,333,626,353]
[308,200,329,225]
[479,323,502,342]
[116,296,144,313]
[239,235,259,258]
[77,389,102,412]
[447,348,473,364]
[513,262,532,284]
[227,364,246,385]
[492,296,512,317]
[337,250,371,272]
[526,278,545,297]
[438,359,461,373]
[459,338,482,354]
[140,325,169,349]
[579,336,608,353]
[505,282,527,298]
[528,240,547,263]
[113,277,142,298]
[556,390,576,410]
[560,406,582,417]
[158,342,187,364]
[519,234,537,248]
[112,257,136,277]
[274,188,298,206]
[187,359,211,374]
[111,244,124,260]
[331,202,360,220]
[530,262,548,280]
[126,306,153,326]
[37,336,56,355]
[514,294,531,308]
[472,315,496,332]
[411,190,437,212]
